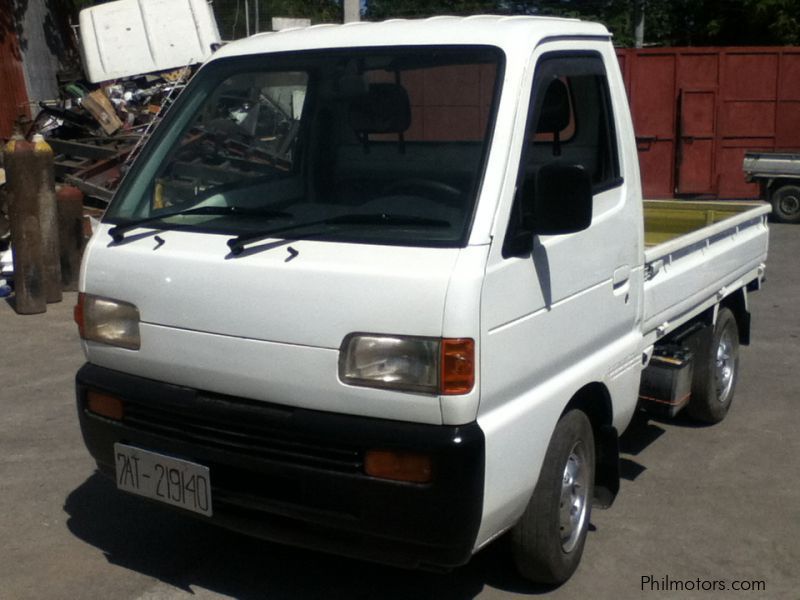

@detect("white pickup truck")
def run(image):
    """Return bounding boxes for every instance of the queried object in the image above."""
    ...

[743,151,800,223]
[73,17,770,584]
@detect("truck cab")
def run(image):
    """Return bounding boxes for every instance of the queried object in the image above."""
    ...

[74,17,769,584]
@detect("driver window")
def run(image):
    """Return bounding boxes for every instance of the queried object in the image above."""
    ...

[503,53,621,258]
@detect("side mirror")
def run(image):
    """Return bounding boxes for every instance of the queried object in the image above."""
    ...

[530,163,593,235]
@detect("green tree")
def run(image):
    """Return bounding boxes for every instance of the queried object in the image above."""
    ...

[69,0,800,45]
[366,0,495,19]
[213,0,342,39]
[364,0,658,45]
[365,0,800,46]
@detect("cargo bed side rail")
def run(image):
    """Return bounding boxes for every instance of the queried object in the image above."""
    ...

[642,203,770,344]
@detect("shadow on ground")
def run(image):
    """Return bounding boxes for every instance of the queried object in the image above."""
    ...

[616,406,717,481]
[64,473,560,599]
[62,409,684,598]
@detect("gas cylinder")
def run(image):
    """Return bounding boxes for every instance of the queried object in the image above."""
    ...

[3,135,46,314]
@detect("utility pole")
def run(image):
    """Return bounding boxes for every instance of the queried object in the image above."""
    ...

[344,0,360,23]
[634,0,645,48]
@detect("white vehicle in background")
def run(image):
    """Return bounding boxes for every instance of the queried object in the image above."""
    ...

[743,151,800,223]
[79,0,221,83]
[73,17,769,584]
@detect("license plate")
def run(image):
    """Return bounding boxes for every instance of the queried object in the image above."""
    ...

[114,443,213,516]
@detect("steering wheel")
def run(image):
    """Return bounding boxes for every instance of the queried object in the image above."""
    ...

[381,178,462,201]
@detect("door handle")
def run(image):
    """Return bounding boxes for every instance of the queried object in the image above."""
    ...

[613,265,631,290]
[635,135,656,151]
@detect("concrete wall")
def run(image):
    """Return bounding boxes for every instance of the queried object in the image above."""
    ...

[18,0,77,106]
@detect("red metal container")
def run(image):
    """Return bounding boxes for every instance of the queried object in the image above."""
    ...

[617,47,800,199]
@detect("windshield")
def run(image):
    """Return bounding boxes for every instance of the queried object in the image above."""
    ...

[105,47,503,248]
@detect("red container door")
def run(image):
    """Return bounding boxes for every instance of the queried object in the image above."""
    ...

[776,51,800,150]
[630,53,677,198]
[717,51,779,197]
[677,90,717,194]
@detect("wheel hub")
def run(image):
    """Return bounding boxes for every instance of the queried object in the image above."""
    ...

[559,442,589,553]
[779,192,800,216]
[715,329,735,403]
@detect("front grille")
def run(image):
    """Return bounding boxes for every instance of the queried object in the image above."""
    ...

[119,393,364,474]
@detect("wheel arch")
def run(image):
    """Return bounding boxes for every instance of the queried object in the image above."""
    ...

[561,382,619,509]
[768,177,800,196]
[720,288,750,346]
[666,288,750,346]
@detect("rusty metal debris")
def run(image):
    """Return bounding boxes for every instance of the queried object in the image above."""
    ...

[25,67,194,207]
[0,69,193,291]
[0,0,219,294]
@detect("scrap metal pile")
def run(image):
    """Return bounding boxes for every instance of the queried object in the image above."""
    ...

[0,0,222,299]
[0,69,192,290]
[30,67,193,205]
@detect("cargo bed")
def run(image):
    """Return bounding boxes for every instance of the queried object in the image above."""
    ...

[642,200,770,342]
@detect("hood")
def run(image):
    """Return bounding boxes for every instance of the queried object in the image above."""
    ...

[83,226,460,349]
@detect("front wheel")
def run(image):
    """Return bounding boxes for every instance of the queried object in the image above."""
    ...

[511,409,595,584]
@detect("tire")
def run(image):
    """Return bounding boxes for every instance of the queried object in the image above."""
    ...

[770,184,800,224]
[511,410,595,584]
[686,307,740,424]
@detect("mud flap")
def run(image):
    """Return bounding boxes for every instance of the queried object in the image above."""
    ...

[593,424,619,509]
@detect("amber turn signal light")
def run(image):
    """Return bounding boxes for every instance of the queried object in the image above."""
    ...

[365,450,433,483]
[87,390,124,421]
[441,338,475,395]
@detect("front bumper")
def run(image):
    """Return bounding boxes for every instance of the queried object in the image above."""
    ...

[75,363,485,569]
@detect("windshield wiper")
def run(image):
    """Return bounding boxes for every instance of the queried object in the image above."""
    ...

[227,213,451,256]
[108,206,291,242]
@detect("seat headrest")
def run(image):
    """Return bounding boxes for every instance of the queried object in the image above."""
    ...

[349,83,411,134]
[536,78,570,134]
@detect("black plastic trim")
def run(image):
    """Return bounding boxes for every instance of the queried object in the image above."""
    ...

[75,363,485,569]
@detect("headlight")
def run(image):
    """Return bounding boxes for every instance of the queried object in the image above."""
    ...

[74,293,141,350]
[339,334,474,395]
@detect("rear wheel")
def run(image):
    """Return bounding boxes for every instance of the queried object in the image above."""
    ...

[511,409,595,584]
[686,307,740,423]
[770,184,800,224]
